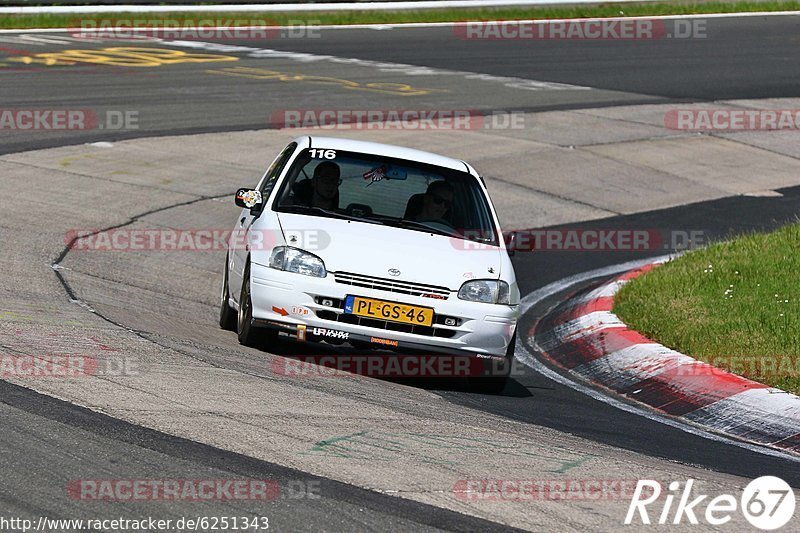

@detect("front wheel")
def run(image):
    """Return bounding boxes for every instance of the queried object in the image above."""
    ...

[237,262,277,348]
[237,262,261,346]
[219,255,236,331]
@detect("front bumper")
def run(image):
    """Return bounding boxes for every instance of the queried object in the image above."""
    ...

[249,262,518,358]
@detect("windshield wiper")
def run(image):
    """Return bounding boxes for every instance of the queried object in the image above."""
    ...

[368,215,461,238]
[398,219,461,238]
[371,214,496,242]
[278,205,348,219]
[278,205,384,225]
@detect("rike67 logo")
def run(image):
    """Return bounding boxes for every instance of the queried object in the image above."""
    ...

[625,476,795,530]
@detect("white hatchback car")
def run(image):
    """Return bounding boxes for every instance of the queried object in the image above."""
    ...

[220,136,519,391]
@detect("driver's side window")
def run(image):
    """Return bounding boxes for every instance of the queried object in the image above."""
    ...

[259,142,297,198]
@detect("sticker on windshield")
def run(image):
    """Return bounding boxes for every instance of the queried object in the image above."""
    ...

[363,164,408,185]
[363,165,387,183]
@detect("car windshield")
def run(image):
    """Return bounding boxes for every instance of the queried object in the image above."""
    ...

[273,148,499,245]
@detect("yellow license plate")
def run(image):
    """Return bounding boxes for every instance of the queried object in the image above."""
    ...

[345,296,434,327]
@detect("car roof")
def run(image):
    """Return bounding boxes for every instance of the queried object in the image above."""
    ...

[298,136,472,173]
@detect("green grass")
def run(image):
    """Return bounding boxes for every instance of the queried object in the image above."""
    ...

[614,223,800,394]
[1,2,800,29]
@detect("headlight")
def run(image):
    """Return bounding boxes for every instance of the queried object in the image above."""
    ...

[268,246,326,278]
[458,280,510,304]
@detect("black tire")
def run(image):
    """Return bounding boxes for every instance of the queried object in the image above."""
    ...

[237,261,277,347]
[467,332,516,394]
[237,262,261,347]
[219,255,237,331]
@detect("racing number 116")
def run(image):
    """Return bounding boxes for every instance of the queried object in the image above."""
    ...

[310,149,336,159]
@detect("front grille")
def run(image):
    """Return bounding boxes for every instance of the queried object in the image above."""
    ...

[333,271,450,299]
[336,313,456,338]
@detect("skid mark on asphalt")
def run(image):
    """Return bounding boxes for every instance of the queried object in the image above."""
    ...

[304,430,595,472]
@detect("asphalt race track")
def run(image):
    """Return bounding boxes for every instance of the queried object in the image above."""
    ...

[2,15,800,153]
[1,14,800,532]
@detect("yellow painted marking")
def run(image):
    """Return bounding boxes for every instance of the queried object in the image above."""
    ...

[207,67,444,96]
[9,47,238,68]
[58,154,97,168]
[8,56,75,66]
[361,82,446,96]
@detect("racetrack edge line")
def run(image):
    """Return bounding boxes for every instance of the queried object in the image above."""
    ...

[515,257,800,465]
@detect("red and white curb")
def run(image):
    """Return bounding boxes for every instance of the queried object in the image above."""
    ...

[531,260,800,455]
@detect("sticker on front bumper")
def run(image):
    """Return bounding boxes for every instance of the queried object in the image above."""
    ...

[310,327,349,340]
[291,306,310,317]
[370,336,399,347]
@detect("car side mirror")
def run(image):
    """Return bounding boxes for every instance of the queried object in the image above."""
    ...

[235,188,263,209]
[235,188,266,217]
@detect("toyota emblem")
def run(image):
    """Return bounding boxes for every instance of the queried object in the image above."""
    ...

[388,268,401,277]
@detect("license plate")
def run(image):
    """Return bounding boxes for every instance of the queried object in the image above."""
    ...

[344,296,434,327]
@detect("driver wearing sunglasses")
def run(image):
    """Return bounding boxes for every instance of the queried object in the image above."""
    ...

[310,161,342,210]
[415,181,454,222]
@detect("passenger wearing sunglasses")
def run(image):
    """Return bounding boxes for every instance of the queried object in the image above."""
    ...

[415,181,454,223]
